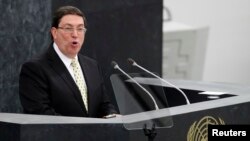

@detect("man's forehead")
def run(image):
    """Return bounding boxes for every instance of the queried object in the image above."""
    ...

[60,15,84,25]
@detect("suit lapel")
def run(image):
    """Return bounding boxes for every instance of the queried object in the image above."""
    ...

[46,46,88,114]
[78,55,94,115]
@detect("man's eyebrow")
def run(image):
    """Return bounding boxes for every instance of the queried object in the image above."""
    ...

[61,24,84,27]
[76,24,84,27]
[61,24,73,27]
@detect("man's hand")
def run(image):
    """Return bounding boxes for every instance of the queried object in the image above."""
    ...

[103,114,122,118]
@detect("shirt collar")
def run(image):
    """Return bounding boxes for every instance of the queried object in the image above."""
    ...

[53,42,78,68]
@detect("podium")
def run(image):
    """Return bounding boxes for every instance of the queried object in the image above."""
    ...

[110,75,250,141]
[127,78,250,141]
[0,113,127,141]
[1,78,250,141]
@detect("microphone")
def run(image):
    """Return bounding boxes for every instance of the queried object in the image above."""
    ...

[127,58,191,105]
[111,61,159,110]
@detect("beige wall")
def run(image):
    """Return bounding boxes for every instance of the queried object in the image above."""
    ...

[164,0,250,85]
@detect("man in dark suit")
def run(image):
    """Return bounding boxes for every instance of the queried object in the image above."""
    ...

[19,6,118,118]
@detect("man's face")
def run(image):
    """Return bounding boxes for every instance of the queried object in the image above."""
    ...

[51,14,86,58]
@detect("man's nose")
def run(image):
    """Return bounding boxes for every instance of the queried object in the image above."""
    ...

[71,29,78,37]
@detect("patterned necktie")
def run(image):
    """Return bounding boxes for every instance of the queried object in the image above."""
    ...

[71,58,88,111]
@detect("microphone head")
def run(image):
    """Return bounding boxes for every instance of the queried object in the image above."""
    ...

[111,61,119,69]
[127,58,136,65]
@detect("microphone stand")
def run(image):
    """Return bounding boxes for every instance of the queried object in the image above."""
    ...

[111,61,159,141]
[127,58,191,105]
[143,123,157,141]
[111,61,159,110]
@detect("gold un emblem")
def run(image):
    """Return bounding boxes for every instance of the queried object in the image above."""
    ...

[187,116,225,141]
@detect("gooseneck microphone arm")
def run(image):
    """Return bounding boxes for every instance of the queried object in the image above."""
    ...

[127,58,191,105]
[111,61,159,110]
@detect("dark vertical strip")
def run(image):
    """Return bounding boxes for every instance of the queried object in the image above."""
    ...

[0,0,52,112]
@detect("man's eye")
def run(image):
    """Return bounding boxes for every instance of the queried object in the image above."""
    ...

[65,28,73,30]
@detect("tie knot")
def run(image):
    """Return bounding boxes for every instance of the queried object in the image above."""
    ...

[71,58,78,67]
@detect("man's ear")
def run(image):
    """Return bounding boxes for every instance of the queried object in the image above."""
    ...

[50,27,57,40]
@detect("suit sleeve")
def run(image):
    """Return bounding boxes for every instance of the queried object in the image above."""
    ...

[19,61,60,115]
[97,64,118,116]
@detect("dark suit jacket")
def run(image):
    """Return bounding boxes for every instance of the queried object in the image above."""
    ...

[19,45,117,118]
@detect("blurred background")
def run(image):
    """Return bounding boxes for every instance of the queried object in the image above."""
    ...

[163,0,250,85]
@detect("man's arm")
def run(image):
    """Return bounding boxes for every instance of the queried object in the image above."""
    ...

[19,61,59,115]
